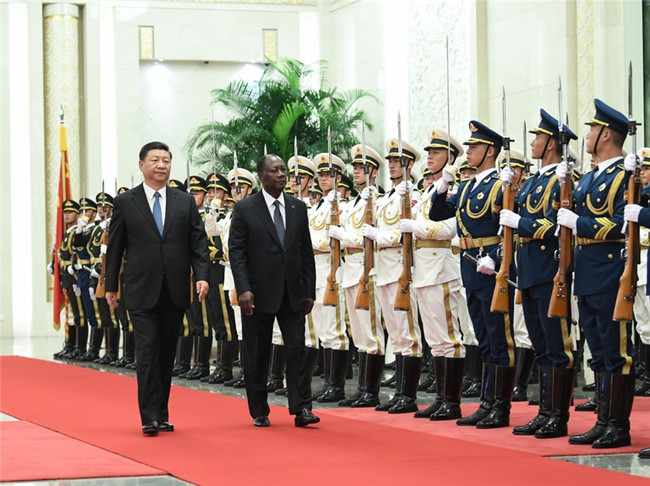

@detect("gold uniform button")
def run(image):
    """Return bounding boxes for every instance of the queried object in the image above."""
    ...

[608,254,613,259]
[594,225,598,229]
[540,245,546,250]
[582,202,585,206]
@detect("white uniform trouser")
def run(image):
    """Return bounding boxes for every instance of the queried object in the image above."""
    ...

[458,288,477,345]
[233,304,242,341]
[344,278,385,355]
[635,284,650,345]
[376,281,421,357]
[312,286,349,350]
[272,313,319,349]
[513,301,533,349]
[416,278,465,358]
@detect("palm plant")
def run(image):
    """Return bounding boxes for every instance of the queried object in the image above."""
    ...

[185,58,378,174]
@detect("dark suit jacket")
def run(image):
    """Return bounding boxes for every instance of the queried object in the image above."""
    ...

[228,191,316,314]
[105,183,209,311]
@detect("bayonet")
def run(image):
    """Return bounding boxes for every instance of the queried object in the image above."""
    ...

[328,126,334,179]
[186,158,191,194]
[446,35,451,168]
[580,138,585,174]
[294,135,301,192]
[361,121,369,188]
[523,121,528,172]
[233,150,241,199]
[502,86,511,172]
[397,111,407,187]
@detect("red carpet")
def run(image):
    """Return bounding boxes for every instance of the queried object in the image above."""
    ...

[321,398,650,457]
[1,356,649,486]
[0,421,163,481]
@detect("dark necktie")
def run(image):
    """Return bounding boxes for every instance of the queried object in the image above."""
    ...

[153,192,163,236]
[273,200,285,248]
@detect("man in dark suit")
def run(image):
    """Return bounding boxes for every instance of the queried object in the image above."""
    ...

[229,154,319,427]
[105,141,210,435]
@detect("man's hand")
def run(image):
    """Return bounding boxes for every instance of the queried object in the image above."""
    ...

[238,290,255,316]
[196,280,209,302]
[624,204,643,223]
[437,169,455,194]
[326,190,337,204]
[395,181,412,199]
[360,186,374,202]
[624,153,639,172]
[328,225,345,241]
[76,216,88,234]
[89,287,96,301]
[90,268,100,279]
[106,291,118,310]
[47,262,54,275]
[555,161,574,183]
[499,209,521,229]
[476,256,496,275]
[557,208,579,230]
[305,297,314,315]
[500,167,514,185]
[399,219,414,233]
[361,223,378,241]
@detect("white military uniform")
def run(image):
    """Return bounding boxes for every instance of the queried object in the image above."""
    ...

[635,226,650,344]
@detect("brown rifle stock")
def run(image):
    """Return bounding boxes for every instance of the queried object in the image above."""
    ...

[491,185,513,313]
[323,197,341,307]
[355,198,375,310]
[548,177,573,318]
[95,225,109,298]
[394,194,413,311]
[613,169,641,322]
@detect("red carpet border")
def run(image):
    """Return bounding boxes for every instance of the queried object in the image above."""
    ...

[2,356,649,486]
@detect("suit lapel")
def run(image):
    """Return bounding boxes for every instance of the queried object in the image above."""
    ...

[132,184,161,238]
[253,191,283,250]
[283,193,297,246]
[162,187,178,239]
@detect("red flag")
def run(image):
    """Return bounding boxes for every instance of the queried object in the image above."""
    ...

[53,122,72,331]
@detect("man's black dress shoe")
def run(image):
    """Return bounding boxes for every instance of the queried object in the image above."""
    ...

[158,421,174,432]
[142,422,158,436]
[294,409,320,427]
[254,416,270,427]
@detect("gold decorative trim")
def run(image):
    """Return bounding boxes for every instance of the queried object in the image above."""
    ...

[139,25,155,60]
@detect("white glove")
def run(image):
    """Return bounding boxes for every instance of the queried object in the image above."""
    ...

[555,161,574,183]
[328,225,345,241]
[76,216,88,233]
[399,219,414,233]
[73,284,81,297]
[47,262,54,275]
[500,166,514,185]
[624,153,639,172]
[89,287,96,301]
[74,262,83,270]
[67,265,75,275]
[499,209,521,229]
[360,186,374,202]
[361,223,378,241]
[557,208,579,230]
[624,204,643,223]
[90,268,101,279]
[326,190,337,204]
[210,198,221,213]
[476,256,496,275]
[395,181,412,199]
[100,244,107,255]
[437,169,455,194]
[99,219,109,230]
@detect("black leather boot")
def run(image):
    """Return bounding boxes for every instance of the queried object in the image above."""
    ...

[179,336,201,378]
[339,351,366,406]
[635,343,650,396]
[376,355,403,411]
[352,353,384,408]
[592,372,635,448]
[462,345,482,398]
[185,337,212,380]
[513,366,552,435]
[535,367,575,438]
[418,354,435,392]
[457,363,495,426]
[431,357,465,421]
[477,365,516,429]
[172,335,192,376]
[226,342,246,387]
[318,349,347,403]
[300,346,320,399]
[512,347,535,402]
[80,327,104,361]
[575,371,598,412]
[266,344,286,391]
[55,326,76,359]
[97,326,119,364]
[314,348,332,399]
[209,339,237,383]
[389,356,421,414]
[68,324,88,359]
[203,340,223,383]
[569,372,610,445]
[414,356,444,418]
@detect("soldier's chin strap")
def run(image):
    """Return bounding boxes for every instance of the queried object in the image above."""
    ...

[475,145,491,171]
[592,125,605,158]
[540,134,552,161]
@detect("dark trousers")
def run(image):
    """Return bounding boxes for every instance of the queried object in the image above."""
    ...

[521,282,574,368]
[129,279,184,425]
[578,292,635,374]
[242,286,311,418]
[466,285,515,366]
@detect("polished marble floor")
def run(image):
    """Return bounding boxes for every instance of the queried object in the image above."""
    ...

[2,336,650,484]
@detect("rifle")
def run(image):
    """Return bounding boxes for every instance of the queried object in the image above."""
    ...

[323,127,340,307]
[95,182,108,298]
[613,62,641,322]
[491,87,514,313]
[548,77,573,318]
[294,136,301,195]
[394,112,413,311]
[355,122,374,310]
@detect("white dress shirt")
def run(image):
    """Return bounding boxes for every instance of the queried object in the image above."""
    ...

[262,188,285,229]
[142,182,167,224]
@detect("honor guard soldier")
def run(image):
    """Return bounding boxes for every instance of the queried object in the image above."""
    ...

[284,156,320,391]
[500,109,578,438]
[92,192,121,364]
[428,121,517,429]
[328,144,386,407]
[309,182,323,207]
[51,200,86,359]
[338,172,355,202]
[626,148,650,458]
[310,153,350,402]
[72,197,102,361]
[558,99,634,448]
[406,130,466,421]
[363,138,422,414]
[202,172,239,384]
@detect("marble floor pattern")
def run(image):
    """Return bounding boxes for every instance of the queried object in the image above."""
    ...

[2,336,650,484]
